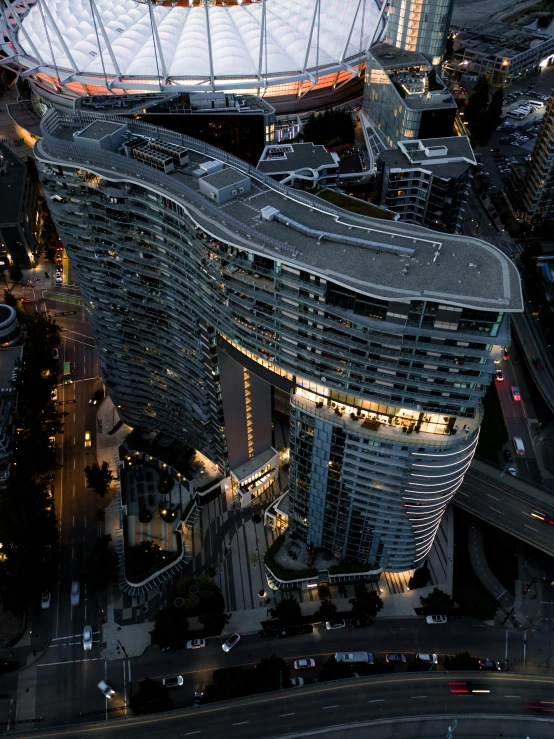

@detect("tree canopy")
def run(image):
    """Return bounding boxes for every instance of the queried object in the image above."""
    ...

[349,584,384,620]
[130,679,174,715]
[419,587,455,615]
[82,535,119,594]
[150,605,190,650]
[269,596,302,625]
[84,461,114,497]
[301,110,355,148]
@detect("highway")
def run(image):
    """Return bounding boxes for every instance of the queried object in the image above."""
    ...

[8,673,554,739]
[456,461,554,555]
[512,305,554,416]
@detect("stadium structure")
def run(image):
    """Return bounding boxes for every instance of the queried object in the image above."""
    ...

[0,0,387,111]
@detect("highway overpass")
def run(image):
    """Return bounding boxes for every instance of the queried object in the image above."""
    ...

[456,457,554,554]
[512,304,554,416]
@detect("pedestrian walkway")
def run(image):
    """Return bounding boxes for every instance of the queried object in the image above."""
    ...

[468,524,515,619]
[0,609,50,674]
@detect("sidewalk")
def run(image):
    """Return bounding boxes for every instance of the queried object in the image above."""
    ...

[0,609,51,673]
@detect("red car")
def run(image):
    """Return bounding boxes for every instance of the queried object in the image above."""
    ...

[530,511,554,525]
[21,298,31,303]
[526,701,554,712]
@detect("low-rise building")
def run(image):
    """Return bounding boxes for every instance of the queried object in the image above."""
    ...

[445,23,554,86]
[0,142,37,268]
[363,44,457,149]
[257,143,340,188]
[379,136,475,232]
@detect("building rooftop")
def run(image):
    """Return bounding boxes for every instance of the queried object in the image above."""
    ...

[369,43,431,70]
[257,143,338,174]
[75,120,127,142]
[380,136,476,178]
[201,167,250,190]
[0,346,22,391]
[38,109,523,314]
[456,22,554,59]
[0,143,29,225]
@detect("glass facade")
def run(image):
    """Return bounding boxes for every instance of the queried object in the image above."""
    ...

[36,108,517,571]
[386,0,454,63]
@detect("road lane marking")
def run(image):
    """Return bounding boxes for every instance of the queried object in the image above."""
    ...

[458,492,470,497]
[411,696,428,698]
[505,695,520,698]
[322,705,338,709]
[279,713,295,717]
[525,524,539,532]
[489,506,502,514]
[52,633,84,640]
[368,699,384,703]
[184,732,201,736]
[232,721,249,726]
[486,494,500,501]
[37,657,102,666]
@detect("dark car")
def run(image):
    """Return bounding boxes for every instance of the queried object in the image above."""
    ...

[503,449,513,463]
[258,629,278,638]
[449,680,491,694]
[193,690,203,707]
[534,357,544,370]
[276,624,313,639]
[350,619,368,628]
[478,659,501,671]
[89,389,104,405]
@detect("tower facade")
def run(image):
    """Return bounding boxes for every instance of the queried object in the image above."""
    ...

[386,0,454,65]
[36,106,522,572]
[521,90,554,222]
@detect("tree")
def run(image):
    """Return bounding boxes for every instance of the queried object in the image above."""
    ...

[465,76,489,133]
[9,264,23,282]
[408,657,432,672]
[150,605,190,650]
[157,472,174,495]
[316,598,338,621]
[349,584,383,620]
[130,679,173,715]
[444,651,480,670]
[301,109,355,148]
[126,540,166,580]
[269,596,302,625]
[317,584,330,600]
[3,289,17,308]
[82,535,119,593]
[319,655,353,683]
[487,88,504,132]
[409,562,431,589]
[84,461,114,497]
[419,587,455,615]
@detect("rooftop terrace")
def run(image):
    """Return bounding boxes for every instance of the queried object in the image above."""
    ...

[37,109,523,314]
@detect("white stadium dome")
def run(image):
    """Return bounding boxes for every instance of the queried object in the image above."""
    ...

[0,0,386,108]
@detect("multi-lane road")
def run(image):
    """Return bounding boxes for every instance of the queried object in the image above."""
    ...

[8,672,554,739]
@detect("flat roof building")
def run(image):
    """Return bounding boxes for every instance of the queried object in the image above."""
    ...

[363,44,457,149]
[386,0,454,65]
[445,23,554,86]
[257,143,340,188]
[0,143,37,268]
[380,136,475,232]
[37,102,522,577]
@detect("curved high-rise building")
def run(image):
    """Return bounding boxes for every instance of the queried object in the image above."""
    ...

[35,106,522,572]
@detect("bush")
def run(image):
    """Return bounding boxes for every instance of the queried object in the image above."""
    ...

[269,596,302,625]
[315,599,338,621]
[150,605,189,650]
[444,651,480,671]
[419,587,455,616]
[409,562,431,589]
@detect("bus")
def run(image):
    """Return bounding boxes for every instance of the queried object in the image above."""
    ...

[63,361,73,384]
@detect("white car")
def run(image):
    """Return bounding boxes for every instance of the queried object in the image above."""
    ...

[222,633,240,652]
[426,615,447,624]
[162,675,184,687]
[97,680,115,698]
[70,580,80,606]
[294,658,316,670]
[417,653,438,664]
[41,591,51,609]
[186,639,206,650]
[325,619,346,630]
[83,625,93,651]
[290,677,304,687]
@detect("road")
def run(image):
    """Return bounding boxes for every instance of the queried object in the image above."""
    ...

[8,673,554,739]
[455,462,554,555]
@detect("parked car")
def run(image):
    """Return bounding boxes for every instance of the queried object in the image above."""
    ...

[350,619,368,628]
[193,690,203,707]
[276,624,313,638]
[222,633,241,652]
[186,639,206,649]
[294,658,316,670]
[426,615,447,625]
[417,653,438,664]
[479,658,501,671]
[257,630,278,639]
[162,675,184,687]
[97,680,115,698]
[70,580,80,606]
[290,677,305,687]
[325,619,346,631]
[41,591,51,609]
[83,625,93,651]
[386,653,407,663]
